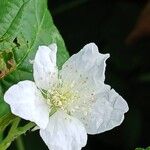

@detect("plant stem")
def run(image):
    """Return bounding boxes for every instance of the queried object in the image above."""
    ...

[16,136,25,150]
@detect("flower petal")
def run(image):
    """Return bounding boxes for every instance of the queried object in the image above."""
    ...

[40,111,87,150]
[33,44,58,90]
[4,80,49,129]
[71,85,129,134]
[60,43,109,85]
[98,89,129,131]
[59,43,128,134]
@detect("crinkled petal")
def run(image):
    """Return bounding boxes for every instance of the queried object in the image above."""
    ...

[71,85,129,134]
[33,44,58,90]
[40,111,87,150]
[98,89,129,132]
[59,43,128,134]
[60,43,109,85]
[4,80,49,129]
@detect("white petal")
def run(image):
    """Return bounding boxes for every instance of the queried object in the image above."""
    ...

[71,85,129,134]
[101,89,129,130]
[4,81,49,129]
[60,43,109,85]
[40,111,87,150]
[59,43,128,134]
[33,44,58,90]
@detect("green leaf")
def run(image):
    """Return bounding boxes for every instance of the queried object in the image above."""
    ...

[0,0,69,116]
[135,147,150,150]
[0,113,35,150]
[0,0,69,149]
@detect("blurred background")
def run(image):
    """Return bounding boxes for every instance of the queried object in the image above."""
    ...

[9,0,150,149]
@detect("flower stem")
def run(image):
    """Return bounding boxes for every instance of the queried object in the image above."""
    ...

[16,136,25,150]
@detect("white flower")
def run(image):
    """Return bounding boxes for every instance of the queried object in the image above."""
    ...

[4,43,129,150]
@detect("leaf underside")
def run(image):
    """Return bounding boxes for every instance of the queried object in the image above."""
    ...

[0,0,69,149]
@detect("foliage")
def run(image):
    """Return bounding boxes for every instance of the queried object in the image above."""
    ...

[0,0,69,149]
[135,146,150,150]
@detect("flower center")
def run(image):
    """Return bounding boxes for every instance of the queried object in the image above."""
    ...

[49,89,73,108]
[42,84,78,112]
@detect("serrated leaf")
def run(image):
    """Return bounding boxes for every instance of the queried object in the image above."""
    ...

[0,0,69,149]
[0,0,69,116]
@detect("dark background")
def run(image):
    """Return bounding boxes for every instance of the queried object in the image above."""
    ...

[9,0,150,149]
